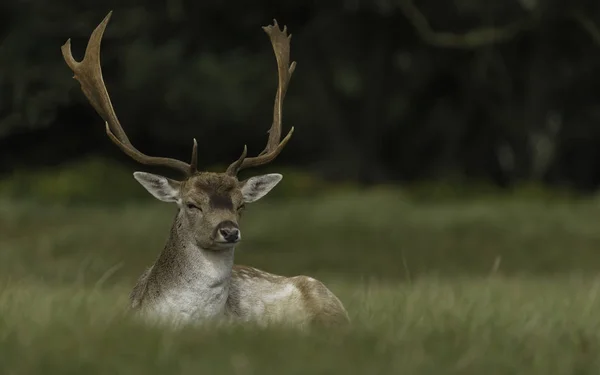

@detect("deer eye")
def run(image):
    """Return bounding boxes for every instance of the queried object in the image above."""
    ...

[187,203,202,212]
[237,204,246,212]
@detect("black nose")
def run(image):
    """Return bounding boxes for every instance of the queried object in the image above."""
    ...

[219,227,240,243]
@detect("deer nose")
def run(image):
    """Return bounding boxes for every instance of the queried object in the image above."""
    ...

[219,227,240,243]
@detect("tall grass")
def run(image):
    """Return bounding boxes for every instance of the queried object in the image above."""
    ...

[2,183,600,373]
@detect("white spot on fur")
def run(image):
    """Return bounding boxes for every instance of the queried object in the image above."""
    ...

[230,276,308,325]
[263,283,296,303]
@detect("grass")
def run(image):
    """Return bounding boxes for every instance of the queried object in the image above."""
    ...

[2,188,600,373]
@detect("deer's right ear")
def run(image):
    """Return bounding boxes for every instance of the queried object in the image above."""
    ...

[133,172,181,203]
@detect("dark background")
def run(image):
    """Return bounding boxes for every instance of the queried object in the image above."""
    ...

[2,0,600,191]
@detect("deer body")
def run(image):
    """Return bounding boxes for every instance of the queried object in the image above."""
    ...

[228,267,349,327]
[62,13,349,328]
[132,253,348,327]
[127,172,349,327]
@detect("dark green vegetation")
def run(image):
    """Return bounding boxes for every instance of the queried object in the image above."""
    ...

[3,1,600,189]
[2,164,600,373]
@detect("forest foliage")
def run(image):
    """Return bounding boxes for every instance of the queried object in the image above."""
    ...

[2,0,600,190]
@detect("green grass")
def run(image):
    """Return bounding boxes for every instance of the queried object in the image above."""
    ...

[2,189,600,373]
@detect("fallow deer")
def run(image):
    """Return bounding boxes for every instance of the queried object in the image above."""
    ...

[61,12,349,328]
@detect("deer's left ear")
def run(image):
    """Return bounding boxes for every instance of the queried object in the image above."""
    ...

[240,173,283,203]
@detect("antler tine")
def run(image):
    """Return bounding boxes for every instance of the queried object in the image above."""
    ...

[61,11,196,176]
[190,138,198,174]
[226,19,296,176]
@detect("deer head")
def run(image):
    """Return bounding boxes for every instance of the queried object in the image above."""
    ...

[61,12,296,250]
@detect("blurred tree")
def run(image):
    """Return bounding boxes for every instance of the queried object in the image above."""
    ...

[1,0,600,189]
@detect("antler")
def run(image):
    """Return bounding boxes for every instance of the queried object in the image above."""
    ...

[226,20,296,176]
[61,11,198,176]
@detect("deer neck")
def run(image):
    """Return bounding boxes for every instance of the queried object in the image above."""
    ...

[148,211,235,319]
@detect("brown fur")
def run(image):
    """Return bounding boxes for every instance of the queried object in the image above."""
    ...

[128,172,350,327]
[227,265,351,327]
[130,267,152,309]
[232,265,280,281]
[293,276,350,327]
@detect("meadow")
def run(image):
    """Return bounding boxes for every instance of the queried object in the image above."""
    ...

[1,165,600,374]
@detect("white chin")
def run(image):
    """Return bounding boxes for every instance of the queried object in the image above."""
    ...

[211,241,237,250]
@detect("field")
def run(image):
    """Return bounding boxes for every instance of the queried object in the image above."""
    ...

[2,186,600,374]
